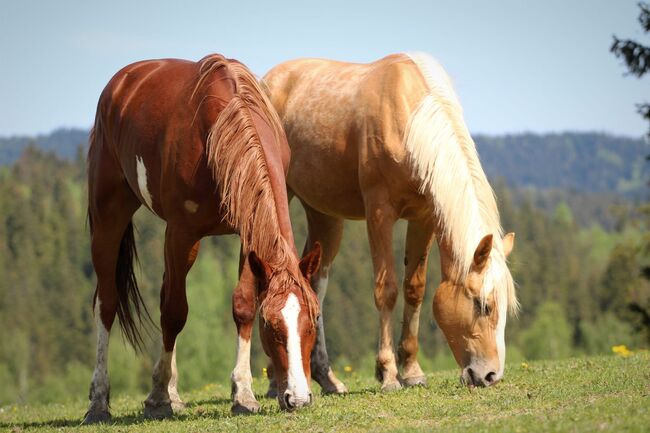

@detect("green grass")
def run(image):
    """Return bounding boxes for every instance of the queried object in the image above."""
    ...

[1,353,648,432]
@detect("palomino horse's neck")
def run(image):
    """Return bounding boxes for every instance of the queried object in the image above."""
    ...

[404,52,517,313]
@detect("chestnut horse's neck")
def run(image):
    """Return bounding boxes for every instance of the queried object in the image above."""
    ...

[200,55,298,273]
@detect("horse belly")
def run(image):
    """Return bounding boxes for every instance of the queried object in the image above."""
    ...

[287,140,366,220]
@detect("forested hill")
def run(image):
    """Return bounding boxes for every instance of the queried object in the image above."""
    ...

[0,129,647,196]
[475,132,648,197]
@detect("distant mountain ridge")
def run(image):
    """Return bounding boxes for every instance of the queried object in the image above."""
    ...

[0,128,647,197]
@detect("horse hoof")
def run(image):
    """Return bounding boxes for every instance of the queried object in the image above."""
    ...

[144,401,174,420]
[82,410,111,424]
[232,399,261,415]
[380,381,402,393]
[402,375,427,387]
[265,387,278,399]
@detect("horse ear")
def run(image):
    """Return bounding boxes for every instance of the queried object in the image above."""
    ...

[473,234,493,268]
[502,232,515,257]
[248,251,272,289]
[299,242,322,281]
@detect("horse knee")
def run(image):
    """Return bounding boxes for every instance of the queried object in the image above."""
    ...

[374,282,398,311]
[232,290,255,326]
[403,282,425,306]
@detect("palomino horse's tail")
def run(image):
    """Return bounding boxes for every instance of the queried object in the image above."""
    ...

[88,127,154,352]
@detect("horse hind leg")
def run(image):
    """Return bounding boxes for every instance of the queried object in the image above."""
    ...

[303,205,347,394]
[83,179,141,424]
[398,218,435,387]
[144,227,200,419]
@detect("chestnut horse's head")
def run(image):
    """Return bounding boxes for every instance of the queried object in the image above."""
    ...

[248,243,321,410]
[433,233,516,388]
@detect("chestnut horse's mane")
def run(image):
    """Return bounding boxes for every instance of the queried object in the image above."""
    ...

[197,54,318,322]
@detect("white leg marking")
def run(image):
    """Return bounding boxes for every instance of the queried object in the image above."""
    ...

[90,300,110,408]
[282,293,311,403]
[167,343,182,404]
[136,156,156,214]
[232,335,252,387]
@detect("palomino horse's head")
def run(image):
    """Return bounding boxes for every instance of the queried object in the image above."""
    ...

[248,244,321,410]
[433,233,515,388]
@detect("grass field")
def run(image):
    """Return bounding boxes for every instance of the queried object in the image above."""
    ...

[1,352,648,432]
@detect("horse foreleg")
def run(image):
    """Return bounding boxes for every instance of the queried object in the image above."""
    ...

[231,250,260,414]
[365,194,401,392]
[398,218,435,387]
[144,229,199,419]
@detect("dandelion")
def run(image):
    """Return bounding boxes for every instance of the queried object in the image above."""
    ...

[262,367,268,378]
[344,365,353,373]
[612,344,632,358]
[521,362,529,369]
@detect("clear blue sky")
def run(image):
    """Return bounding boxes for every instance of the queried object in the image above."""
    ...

[0,0,647,137]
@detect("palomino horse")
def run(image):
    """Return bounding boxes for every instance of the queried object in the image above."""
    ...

[262,53,518,393]
[84,54,321,423]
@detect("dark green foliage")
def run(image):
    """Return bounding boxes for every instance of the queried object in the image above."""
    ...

[611,2,650,137]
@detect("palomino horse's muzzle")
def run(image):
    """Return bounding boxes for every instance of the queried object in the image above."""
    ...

[461,366,501,388]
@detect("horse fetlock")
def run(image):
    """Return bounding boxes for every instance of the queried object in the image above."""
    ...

[314,367,348,395]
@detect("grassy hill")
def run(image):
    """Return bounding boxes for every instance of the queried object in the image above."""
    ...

[1,353,648,432]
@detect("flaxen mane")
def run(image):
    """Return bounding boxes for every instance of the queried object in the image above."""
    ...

[196,54,318,322]
[403,52,518,314]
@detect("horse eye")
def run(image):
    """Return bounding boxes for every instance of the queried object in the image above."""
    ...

[473,298,491,316]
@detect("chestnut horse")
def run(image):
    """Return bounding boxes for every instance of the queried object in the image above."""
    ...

[262,53,518,393]
[84,54,320,423]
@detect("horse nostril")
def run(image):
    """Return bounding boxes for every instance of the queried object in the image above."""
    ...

[309,393,313,405]
[283,392,294,409]
[466,367,477,385]
[485,372,497,385]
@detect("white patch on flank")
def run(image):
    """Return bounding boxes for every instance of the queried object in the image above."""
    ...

[136,156,156,213]
[184,200,199,213]
[281,293,310,400]
[90,299,110,405]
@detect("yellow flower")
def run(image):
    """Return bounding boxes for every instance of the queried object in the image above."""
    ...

[612,345,632,358]
[521,362,529,369]
[262,367,268,378]
[343,365,353,373]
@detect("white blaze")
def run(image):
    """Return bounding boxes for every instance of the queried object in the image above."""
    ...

[136,156,155,213]
[484,259,507,377]
[281,293,310,399]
